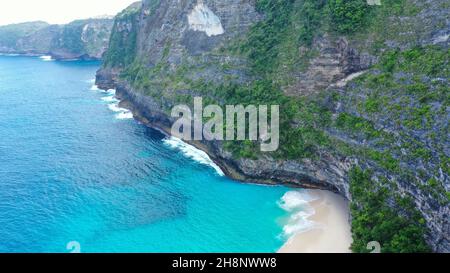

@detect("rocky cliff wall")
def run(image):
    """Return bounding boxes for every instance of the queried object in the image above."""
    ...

[0,18,113,60]
[97,0,449,252]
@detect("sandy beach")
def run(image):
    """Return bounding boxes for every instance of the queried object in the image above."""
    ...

[279,190,353,253]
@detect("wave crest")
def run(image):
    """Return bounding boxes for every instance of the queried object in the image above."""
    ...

[163,136,225,176]
[39,56,54,62]
[279,191,319,238]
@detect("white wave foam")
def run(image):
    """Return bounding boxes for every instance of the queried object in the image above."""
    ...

[108,103,127,113]
[279,191,317,211]
[282,210,317,236]
[279,191,319,238]
[106,101,133,120]
[98,88,132,120]
[0,53,20,56]
[90,85,100,91]
[40,55,54,62]
[163,136,225,176]
[86,78,95,84]
[115,111,134,120]
[101,96,119,103]
[101,89,116,96]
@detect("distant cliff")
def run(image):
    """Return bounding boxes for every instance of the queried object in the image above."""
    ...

[97,0,449,252]
[0,18,113,60]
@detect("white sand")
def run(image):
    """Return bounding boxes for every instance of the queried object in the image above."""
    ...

[278,190,353,253]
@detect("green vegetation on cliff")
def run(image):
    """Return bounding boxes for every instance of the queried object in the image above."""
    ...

[349,167,430,253]
[240,0,327,79]
[0,21,49,49]
[57,21,89,55]
[329,0,369,33]
[343,46,449,202]
[0,19,113,59]
[58,20,112,56]
[226,1,447,252]
[103,3,141,67]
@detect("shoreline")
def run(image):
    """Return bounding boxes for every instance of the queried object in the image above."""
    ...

[279,190,353,253]
[109,84,339,192]
[94,81,354,253]
[0,52,101,61]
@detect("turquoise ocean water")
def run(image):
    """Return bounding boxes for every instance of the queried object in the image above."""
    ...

[0,55,311,253]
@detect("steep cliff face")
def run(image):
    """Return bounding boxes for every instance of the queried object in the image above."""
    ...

[0,21,49,53]
[0,18,113,60]
[97,0,449,252]
[102,2,142,68]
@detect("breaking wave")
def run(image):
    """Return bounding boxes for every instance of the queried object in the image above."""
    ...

[163,136,225,176]
[278,190,319,238]
[39,56,54,62]
[90,85,100,91]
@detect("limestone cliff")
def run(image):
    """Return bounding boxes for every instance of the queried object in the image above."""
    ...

[97,0,449,252]
[0,18,113,60]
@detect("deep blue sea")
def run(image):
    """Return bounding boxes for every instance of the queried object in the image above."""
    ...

[0,55,310,253]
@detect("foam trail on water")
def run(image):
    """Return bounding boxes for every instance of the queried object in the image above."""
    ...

[40,55,54,62]
[278,190,319,238]
[163,136,225,176]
